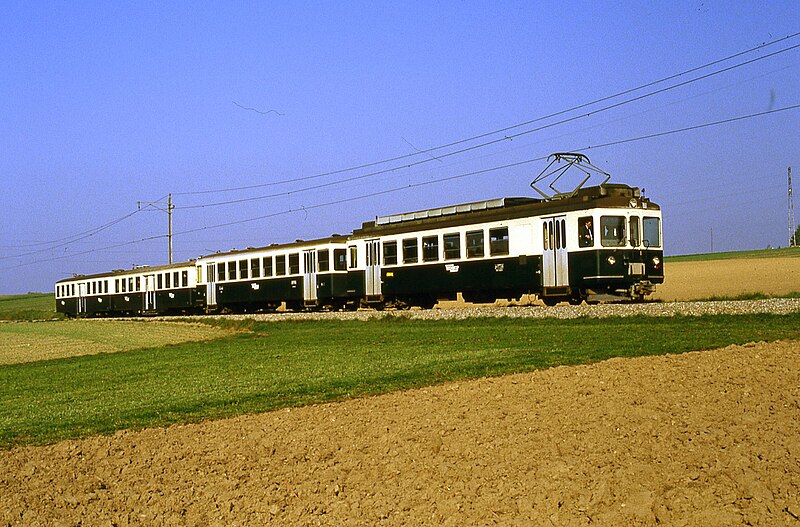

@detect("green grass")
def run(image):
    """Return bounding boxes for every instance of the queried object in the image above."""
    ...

[0,293,60,321]
[692,292,800,302]
[666,246,800,263]
[1,314,798,448]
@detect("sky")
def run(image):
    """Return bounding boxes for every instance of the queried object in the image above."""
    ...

[1,1,799,294]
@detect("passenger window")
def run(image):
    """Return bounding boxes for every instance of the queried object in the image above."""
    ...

[490,227,509,256]
[129,278,135,292]
[643,217,661,248]
[443,233,460,260]
[263,256,273,277]
[578,217,594,248]
[197,266,203,283]
[165,273,171,288]
[383,241,398,265]
[422,236,439,262]
[629,217,641,247]
[334,248,347,271]
[275,255,286,276]
[228,262,237,281]
[250,258,260,278]
[289,253,300,274]
[115,279,120,293]
[402,238,418,264]
[239,259,249,280]
[182,271,188,287]
[600,216,626,247]
[318,249,330,272]
[467,230,484,258]
[349,246,358,269]
[561,219,566,249]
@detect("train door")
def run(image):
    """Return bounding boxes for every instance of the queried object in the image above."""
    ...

[542,216,569,289]
[303,249,318,304]
[77,283,87,316]
[206,263,217,307]
[365,239,381,298]
[144,274,156,311]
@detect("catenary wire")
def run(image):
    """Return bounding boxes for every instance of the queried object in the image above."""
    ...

[175,42,800,210]
[172,32,800,197]
[7,100,794,273]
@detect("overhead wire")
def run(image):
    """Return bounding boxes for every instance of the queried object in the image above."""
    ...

[172,31,800,198]
[175,41,800,210]
[6,100,794,272]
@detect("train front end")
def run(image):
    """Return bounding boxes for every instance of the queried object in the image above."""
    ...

[568,188,664,302]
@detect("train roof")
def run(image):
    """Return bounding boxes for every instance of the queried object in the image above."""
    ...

[354,184,659,236]
[56,260,196,284]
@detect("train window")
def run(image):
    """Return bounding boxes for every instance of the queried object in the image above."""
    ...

[443,233,460,260]
[629,217,641,247]
[422,236,439,262]
[383,241,398,265]
[276,255,287,276]
[349,246,358,269]
[135,277,140,291]
[92,282,96,295]
[643,217,661,247]
[122,279,127,293]
[228,262,237,281]
[289,253,300,274]
[578,217,594,247]
[263,256,273,277]
[196,266,203,283]
[165,273,171,288]
[543,223,548,251]
[467,230,484,258]
[489,227,509,256]
[239,260,249,280]
[172,273,178,288]
[600,216,626,247]
[182,271,188,287]
[71,284,75,296]
[250,258,260,278]
[217,262,226,282]
[128,278,134,292]
[115,279,120,293]
[403,238,418,264]
[318,249,330,272]
[334,249,347,271]
[561,219,566,249]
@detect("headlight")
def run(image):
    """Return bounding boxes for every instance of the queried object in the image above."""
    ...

[607,256,616,265]
[652,257,661,266]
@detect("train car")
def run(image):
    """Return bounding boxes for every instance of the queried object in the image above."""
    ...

[348,183,663,306]
[194,236,361,313]
[55,261,200,317]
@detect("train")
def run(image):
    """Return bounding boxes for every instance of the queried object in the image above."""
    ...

[55,177,664,317]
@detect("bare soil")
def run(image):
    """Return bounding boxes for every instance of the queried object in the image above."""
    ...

[653,257,800,302]
[2,340,798,526]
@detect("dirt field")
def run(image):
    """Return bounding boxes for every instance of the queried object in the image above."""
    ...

[1,257,799,525]
[0,340,798,526]
[653,256,800,302]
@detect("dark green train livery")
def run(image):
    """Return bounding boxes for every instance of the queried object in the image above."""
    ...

[55,183,663,316]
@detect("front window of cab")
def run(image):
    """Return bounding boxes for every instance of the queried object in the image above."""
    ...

[600,216,626,247]
[643,217,661,247]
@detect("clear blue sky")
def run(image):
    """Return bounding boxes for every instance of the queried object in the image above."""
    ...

[1,1,798,294]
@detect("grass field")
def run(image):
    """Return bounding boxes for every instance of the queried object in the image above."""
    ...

[0,293,58,321]
[666,246,800,263]
[1,314,798,448]
[0,320,232,365]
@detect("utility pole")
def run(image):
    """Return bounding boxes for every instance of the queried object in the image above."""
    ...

[137,193,175,264]
[789,166,796,247]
